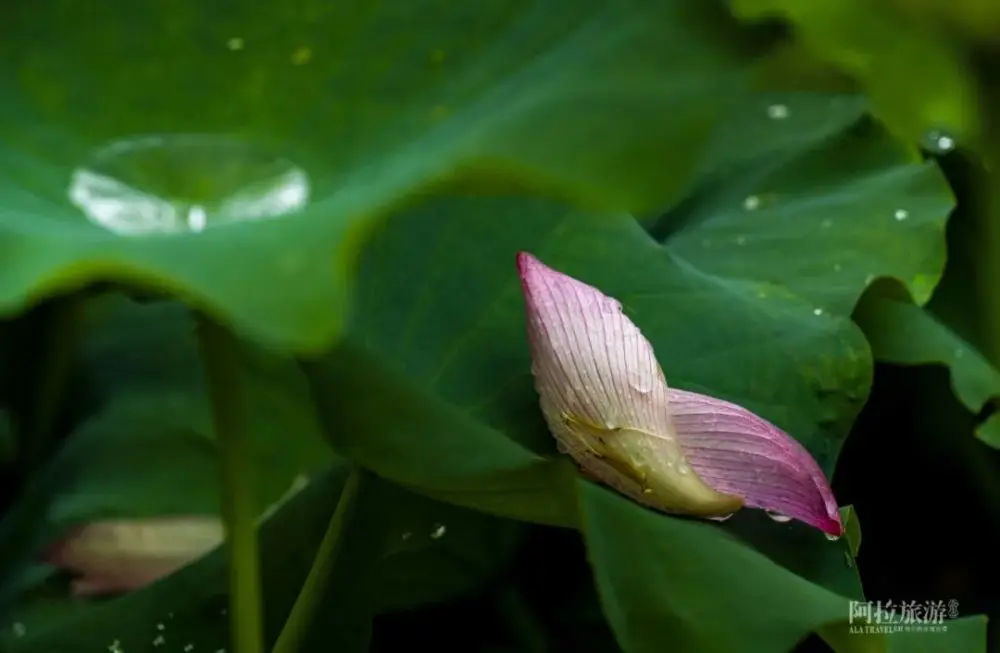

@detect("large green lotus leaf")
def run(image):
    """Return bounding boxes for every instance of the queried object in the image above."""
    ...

[1,464,527,653]
[581,484,860,653]
[304,343,580,528]
[0,0,760,352]
[854,297,1000,448]
[306,194,876,651]
[659,92,954,316]
[729,0,979,146]
[582,485,991,653]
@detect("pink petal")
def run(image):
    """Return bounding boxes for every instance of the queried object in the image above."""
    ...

[516,251,744,517]
[44,516,224,596]
[669,388,843,537]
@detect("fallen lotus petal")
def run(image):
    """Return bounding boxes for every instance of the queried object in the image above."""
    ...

[44,516,224,596]
[516,251,843,536]
[517,251,743,517]
[668,388,843,536]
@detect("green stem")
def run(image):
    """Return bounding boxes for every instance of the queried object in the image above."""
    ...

[196,315,264,653]
[23,295,85,469]
[975,62,1000,373]
[272,467,366,653]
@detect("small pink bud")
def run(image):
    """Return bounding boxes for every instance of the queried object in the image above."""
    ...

[516,251,842,536]
[44,516,224,596]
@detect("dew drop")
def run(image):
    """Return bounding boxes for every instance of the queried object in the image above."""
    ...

[924,129,957,154]
[12,622,25,637]
[68,134,311,236]
[894,209,909,221]
[184,644,195,652]
[742,195,760,211]
[157,623,165,631]
[825,532,841,542]
[765,510,793,523]
[430,523,447,539]
[226,37,244,51]
[766,104,789,120]
[813,308,823,316]
[153,635,166,647]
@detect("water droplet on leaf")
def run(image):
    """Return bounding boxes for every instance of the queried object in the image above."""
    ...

[766,104,789,120]
[68,134,311,236]
[813,308,823,316]
[894,209,909,221]
[430,523,447,539]
[765,510,792,523]
[924,129,956,154]
[742,195,760,211]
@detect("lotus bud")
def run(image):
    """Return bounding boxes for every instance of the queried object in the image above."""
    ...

[516,251,843,536]
[43,516,224,596]
[517,251,743,518]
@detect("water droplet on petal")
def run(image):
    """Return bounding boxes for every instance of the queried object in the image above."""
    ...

[676,462,690,475]
[766,104,789,120]
[430,523,447,539]
[742,195,760,211]
[825,532,841,542]
[765,510,792,523]
[68,134,311,236]
[894,209,909,221]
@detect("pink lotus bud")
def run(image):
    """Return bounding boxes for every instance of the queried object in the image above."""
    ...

[44,516,224,596]
[516,251,842,536]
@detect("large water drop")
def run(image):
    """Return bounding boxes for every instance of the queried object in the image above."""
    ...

[68,134,310,236]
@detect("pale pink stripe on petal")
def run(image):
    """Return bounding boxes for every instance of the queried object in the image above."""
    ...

[517,251,743,517]
[669,388,843,536]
